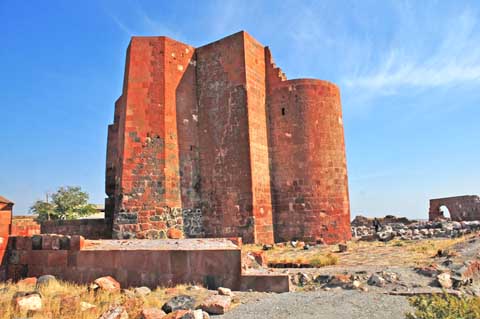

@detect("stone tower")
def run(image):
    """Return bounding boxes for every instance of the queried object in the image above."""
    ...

[105,31,351,244]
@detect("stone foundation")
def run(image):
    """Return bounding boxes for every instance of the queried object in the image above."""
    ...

[2,235,290,292]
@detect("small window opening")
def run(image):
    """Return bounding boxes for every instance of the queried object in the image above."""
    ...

[281,108,286,116]
[190,145,193,151]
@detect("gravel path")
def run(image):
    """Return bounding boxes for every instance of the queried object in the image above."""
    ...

[220,290,413,319]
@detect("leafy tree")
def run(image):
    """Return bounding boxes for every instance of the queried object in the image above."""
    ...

[30,186,97,221]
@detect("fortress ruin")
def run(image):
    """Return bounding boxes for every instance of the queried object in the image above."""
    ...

[105,31,351,244]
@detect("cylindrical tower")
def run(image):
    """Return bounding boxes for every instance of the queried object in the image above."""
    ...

[268,79,351,244]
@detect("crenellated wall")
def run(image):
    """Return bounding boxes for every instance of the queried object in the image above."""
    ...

[105,31,350,244]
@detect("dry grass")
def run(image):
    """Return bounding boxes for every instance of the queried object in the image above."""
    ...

[308,253,339,267]
[242,235,472,269]
[0,280,210,319]
[243,244,339,268]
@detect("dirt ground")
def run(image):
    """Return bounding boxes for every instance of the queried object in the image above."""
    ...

[224,234,480,318]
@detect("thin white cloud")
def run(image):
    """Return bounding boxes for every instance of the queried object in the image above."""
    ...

[103,2,184,39]
[343,9,480,94]
[105,11,135,35]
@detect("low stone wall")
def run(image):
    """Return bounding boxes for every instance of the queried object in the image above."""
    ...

[40,219,111,239]
[11,216,41,236]
[4,235,290,292]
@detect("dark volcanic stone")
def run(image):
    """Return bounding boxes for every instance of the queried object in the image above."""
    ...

[161,295,195,313]
[36,275,57,288]
[32,235,42,250]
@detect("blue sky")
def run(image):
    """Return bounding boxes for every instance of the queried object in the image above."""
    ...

[1,1,479,219]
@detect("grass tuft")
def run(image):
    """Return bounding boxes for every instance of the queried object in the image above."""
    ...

[407,293,480,319]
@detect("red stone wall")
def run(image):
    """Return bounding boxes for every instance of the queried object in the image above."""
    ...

[40,219,111,239]
[267,78,351,244]
[11,217,40,236]
[107,37,198,239]
[6,235,242,289]
[243,34,275,243]
[196,32,274,243]
[429,195,480,221]
[105,31,350,244]
[5,235,290,292]
[0,203,12,280]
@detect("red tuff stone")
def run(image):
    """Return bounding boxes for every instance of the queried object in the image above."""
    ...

[167,228,183,239]
[70,235,85,250]
[104,32,351,244]
[199,295,231,315]
[140,307,167,319]
[91,276,120,293]
[17,277,37,286]
[98,306,128,319]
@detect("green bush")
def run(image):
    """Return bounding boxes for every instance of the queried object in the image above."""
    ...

[30,186,97,221]
[406,293,480,319]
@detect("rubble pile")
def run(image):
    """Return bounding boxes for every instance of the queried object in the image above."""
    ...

[352,218,480,242]
[291,259,480,296]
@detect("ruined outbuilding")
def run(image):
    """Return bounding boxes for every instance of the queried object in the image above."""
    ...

[105,31,351,244]
[429,195,480,221]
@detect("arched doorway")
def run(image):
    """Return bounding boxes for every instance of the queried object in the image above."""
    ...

[439,205,451,219]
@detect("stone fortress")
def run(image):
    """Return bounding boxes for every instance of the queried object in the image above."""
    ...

[105,31,351,244]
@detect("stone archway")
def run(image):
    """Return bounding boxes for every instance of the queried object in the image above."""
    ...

[439,205,451,219]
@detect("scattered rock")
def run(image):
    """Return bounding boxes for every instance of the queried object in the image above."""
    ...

[162,295,195,313]
[314,275,332,284]
[218,287,233,296]
[303,244,311,250]
[327,274,351,288]
[353,217,480,241]
[99,306,129,319]
[80,301,96,312]
[90,276,121,293]
[338,243,348,252]
[352,280,362,289]
[298,273,311,286]
[368,274,386,287]
[163,310,194,319]
[377,231,395,242]
[192,309,210,319]
[437,272,453,289]
[416,265,440,277]
[36,275,56,287]
[199,294,231,315]
[262,244,273,251]
[140,307,166,319]
[12,291,42,312]
[17,277,37,286]
[381,271,398,283]
[134,286,152,297]
[290,240,298,248]
[186,285,201,291]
